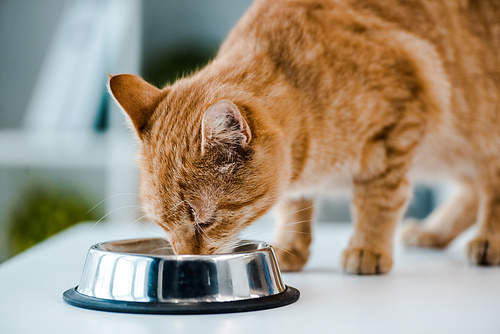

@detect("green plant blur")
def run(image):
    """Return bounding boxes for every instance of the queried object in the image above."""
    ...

[7,185,102,256]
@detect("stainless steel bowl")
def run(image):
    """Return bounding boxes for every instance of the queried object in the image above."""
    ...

[63,238,299,314]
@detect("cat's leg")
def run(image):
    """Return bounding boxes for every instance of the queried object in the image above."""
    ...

[342,172,411,275]
[342,114,425,274]
[273,197,314,272]
[467,171,500,265]
[401,182,478,248]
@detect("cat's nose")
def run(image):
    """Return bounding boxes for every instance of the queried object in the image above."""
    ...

[170,224,202,255]
[193,208,216,227]
[172,242,197,255]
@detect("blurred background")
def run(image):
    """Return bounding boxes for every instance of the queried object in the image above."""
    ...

[0,0,445,264]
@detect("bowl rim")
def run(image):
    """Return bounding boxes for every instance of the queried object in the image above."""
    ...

[91,237,273,260]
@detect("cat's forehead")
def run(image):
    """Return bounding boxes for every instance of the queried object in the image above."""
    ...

[143,127,201,175]
[146,97,203,152]
[142,118,208,183]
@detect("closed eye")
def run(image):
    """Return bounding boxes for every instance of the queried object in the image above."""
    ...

[200,215,216,227]
[187,204,196,222]
[186,203,215,226]
[218,191,267,211]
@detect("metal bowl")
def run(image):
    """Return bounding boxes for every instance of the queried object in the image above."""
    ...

[63,238,299,314]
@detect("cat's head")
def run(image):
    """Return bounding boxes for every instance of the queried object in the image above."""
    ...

[109,74,286,254]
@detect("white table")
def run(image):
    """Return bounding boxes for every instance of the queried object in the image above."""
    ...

[1,220,499,334]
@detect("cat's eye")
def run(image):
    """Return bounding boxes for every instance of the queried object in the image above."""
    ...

[186,203,216,227]
[199,216,216,227]
[187,205,196,222]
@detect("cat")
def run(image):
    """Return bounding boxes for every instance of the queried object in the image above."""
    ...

[109,0,500,274]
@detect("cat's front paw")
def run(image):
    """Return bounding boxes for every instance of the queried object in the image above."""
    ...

[273,245,310,272]
[467,236,500,265]
[341,247,392,275]
[400,219,450,249]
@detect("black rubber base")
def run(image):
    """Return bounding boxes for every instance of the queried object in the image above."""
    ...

[63,286,299,314]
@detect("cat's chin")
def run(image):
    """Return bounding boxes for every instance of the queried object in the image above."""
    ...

[167,231,238,256]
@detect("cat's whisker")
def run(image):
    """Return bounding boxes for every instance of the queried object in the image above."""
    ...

[127,214,148,228]
[241,220,311,236]
[212,234,242,249]
[219,238,296,259]
[163,200,186,221]
[150,246,175,254]
[222,241,250,252]
[239,220,314,246]
[89,205,141,231]
[274,230,310,235]
[85,192,145,215]
[145,228,169,240]
[280,219,313,226]
[224,236,273,251]
[198,225,216,244]
[268,244,295,258]
[240,222,275,235]
[124,207,142,223]
[239,229,273,240]
[282,205,315,217]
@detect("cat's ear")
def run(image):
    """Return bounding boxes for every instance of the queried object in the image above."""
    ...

[108,74,167,138]
[201,100,251,151]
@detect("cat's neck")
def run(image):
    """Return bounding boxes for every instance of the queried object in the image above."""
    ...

[190,56,311,141]
[213,61,312,185]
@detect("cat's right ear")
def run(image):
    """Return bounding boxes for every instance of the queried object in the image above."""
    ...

[108,74,167,139]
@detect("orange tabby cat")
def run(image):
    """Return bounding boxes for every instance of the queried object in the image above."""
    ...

[109,0,500,274]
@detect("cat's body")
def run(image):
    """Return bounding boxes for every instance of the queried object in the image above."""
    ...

[110,0,500,274]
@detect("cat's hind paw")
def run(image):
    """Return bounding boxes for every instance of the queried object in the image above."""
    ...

[467,236,500,265]
[273,245,310,272]
[341,247,392,275]
[400,219,450,249]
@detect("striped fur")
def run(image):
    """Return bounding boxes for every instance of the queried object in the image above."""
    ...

[110,0,500,274]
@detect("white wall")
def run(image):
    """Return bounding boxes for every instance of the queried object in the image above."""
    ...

[0,0,68,128]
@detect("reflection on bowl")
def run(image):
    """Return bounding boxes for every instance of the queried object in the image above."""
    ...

[63,238,299,314]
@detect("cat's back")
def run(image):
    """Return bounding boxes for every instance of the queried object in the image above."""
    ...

[222,0,500,142]
[222,0,500,94]
[354,0,500,143]
[347,0,500,69]
[347,0,500,173]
